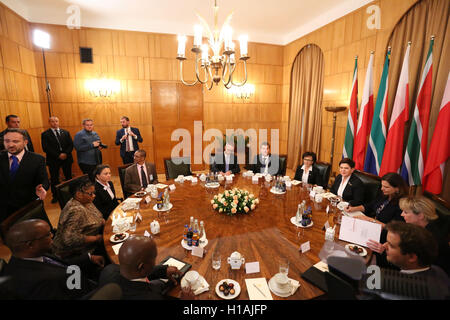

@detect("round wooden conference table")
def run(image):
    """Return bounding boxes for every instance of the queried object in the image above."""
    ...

[103,174,367,300]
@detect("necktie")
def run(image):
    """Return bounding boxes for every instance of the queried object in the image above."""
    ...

[55,129,62,151]
[43,256,66,268]
[125,129,131,152]
[141,165,148,188]
[10,155,19,179]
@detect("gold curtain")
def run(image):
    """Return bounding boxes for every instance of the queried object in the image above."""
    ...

[386,0,449,200]
[287,44,324,170]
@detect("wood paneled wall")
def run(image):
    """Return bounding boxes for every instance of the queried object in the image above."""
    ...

[283,0,419,175]
[0,5,47,154]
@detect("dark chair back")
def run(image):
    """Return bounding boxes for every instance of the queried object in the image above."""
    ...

[118,163,133,199]
[0,258,6,275]
[0,200,54,239]
[353,170,382,204]
[55,174,89,210]
[279,154,288,176]
[164,157,192,180]
[315,161,331,188]
[423,191,450,217]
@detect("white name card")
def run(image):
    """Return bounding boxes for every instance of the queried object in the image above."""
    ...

[144,230,151,238]
[191,177,198,183]
[145,196,151,204]
[169,184,176,191]
[252,175,259,182]
[285,181,292,188]
[245,262,260,274]
[191,246,204,258]
[323,220,330,231]
[300,241,311,253]
[309,190,316,198]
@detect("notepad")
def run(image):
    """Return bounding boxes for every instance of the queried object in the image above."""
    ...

[339,215,382,247]
[163,257,186,270]
[245,278,273,300]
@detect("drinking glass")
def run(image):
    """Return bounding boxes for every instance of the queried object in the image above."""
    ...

[212,252,221,270]
[129,220,137,232]
[279,258,289,276]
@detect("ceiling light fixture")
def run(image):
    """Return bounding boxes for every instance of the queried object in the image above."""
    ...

[176,0,250,90]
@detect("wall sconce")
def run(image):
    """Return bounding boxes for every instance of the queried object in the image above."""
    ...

[230,83,255,99]
[85,78,120,97]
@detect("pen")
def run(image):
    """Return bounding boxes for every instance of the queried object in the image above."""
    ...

[253,283,266,298]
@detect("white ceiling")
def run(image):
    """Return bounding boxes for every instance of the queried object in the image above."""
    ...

[2,0,373,45]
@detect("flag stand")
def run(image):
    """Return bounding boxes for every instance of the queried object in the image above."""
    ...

[325,106,347,175]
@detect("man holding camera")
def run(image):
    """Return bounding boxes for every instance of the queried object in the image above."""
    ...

[74,119,105,179]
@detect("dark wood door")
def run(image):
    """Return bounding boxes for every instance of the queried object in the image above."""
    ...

[151,82,203,173]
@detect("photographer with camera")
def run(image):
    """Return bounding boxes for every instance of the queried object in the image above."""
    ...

[74,119,106,180]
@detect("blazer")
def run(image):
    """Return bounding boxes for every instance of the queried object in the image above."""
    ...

[99,263,169,300]
[363,196,404,224]
[294,165,320,185]
[115,127,143,158]
[0,150,49,221]
[0,128,34,152]
[1,256,96,300]
[41,128,74,165]
[73,129,102,165]
[329,173,364,206]
[93,180,119,220]
[211,153,240,174]
[251,154,282,176]
[124,162,158,194]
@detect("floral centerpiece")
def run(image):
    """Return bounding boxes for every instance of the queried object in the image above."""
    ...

[211,188,259,216]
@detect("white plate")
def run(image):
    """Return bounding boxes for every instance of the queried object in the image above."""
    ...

[270,188,286,195]
[153,203,173,211]
[134,191,147,197]
[345,244,367,257]
[215,279,241,300]
[181,239,208,250]
[205,182,220,188]
[290,216,313,228]
[268,276,293,298]
[109,232,129,243]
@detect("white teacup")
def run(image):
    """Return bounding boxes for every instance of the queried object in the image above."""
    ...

[274,273,290,292]
[284,176,291,181]
[313,186,324,194]
[315,194,323,203]
[184,271,200,290]
[337,201,349,211]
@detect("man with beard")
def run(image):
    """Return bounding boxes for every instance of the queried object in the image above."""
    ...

[115,116,143,164]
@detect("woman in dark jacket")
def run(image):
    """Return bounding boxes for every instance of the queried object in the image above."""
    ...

[294,151,321,185]
[93,164,119,220]
[329,158,364,206]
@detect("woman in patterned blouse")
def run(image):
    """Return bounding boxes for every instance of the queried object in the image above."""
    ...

[53,177,105,259]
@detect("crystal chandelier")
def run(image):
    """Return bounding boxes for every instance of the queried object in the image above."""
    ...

[85,78,120,98]
[176,0,250,90]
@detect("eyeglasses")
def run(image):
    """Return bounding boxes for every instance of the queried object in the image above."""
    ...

[303,158,314,162]
[83,191,96,196]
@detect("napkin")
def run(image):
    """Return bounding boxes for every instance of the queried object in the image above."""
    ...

[291,180,301,186]
[112,243,123,255]
[193,277,210,295]
[322,192,336,199]
[245,278,273,300]
[155,183,168,189]
[288,278,300,295]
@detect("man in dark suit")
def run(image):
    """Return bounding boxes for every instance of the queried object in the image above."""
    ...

[41,116,74,203]
[211,142,240,175]
[124,149,158,195]
[115,116,143,164]
[251,142,282,176]
[0,129,49,222]
[1,219,98,300]
[0,114,34,152]
[99,236,193,300]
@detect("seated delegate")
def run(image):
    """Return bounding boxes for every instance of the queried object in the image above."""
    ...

[93,164,120,220]
[293,151,320,185]
[329,158,364,206]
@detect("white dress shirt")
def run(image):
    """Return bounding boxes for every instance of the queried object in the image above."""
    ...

[96,179,115,199]
[262,156,269,174]
[301,165,312,184]
[400,267,430,274]
[137,163,152,186]
[124,127,135,152]
[337,176,350,197]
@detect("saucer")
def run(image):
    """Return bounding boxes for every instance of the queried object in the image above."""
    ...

[215,279,241,300]
[270,187,286,195]
[181,239,208,250]
[205,182,220,188]
[153,203,173,211]
[268,276,293,297]
[290,217,313,228]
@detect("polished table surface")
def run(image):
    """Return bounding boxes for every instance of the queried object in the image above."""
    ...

[103,174,365,300]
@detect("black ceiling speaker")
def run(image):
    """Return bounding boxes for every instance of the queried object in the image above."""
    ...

[80,47,93,63]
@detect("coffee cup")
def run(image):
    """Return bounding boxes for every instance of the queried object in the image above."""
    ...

[275,273,290,291]
[184,271,200,290]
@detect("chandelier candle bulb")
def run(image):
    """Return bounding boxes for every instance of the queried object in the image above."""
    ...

[193,25,203,47]
[201,44,209,62]
[177,35,187,57]
[223,25,233,50]
[239,35,248,57]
